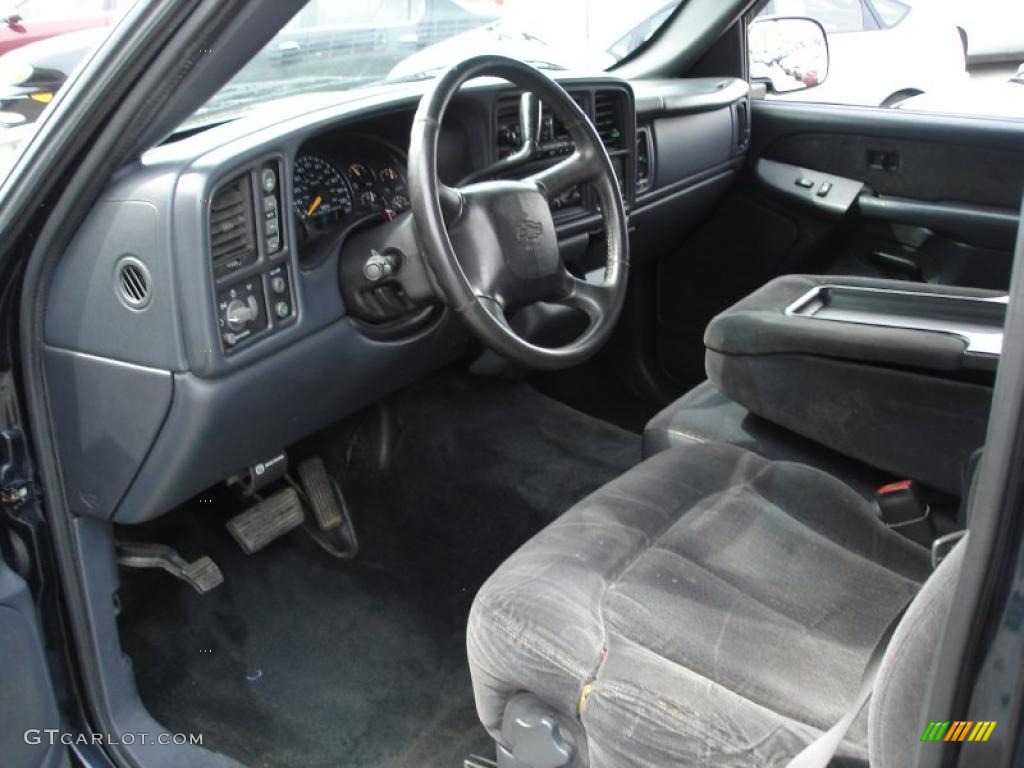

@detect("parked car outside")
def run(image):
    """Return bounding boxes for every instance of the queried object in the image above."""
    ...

[754,0,968,106]
[0,27,104,123]
[896,61,1024,118]
[0,0,498,128]
[388,0,676,81]
[0,5,112,56]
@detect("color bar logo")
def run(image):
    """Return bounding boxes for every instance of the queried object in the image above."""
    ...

[921,721,997,742]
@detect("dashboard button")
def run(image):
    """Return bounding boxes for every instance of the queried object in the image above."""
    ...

[265,219,279,238]
[263,196,277,214]
[275,301,290,319]
[271,276,287,294]
[267,236,281,253]
[261,169,277,194]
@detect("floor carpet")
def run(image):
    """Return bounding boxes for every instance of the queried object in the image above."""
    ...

[117,373,641,768]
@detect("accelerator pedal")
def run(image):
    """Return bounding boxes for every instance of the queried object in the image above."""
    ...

[226,487,304,554]
[117,542,223,594]
[297,457,358,559]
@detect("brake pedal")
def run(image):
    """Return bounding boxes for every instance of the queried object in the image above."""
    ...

[296,457,358,560]
[227,487,304,554]
[117,542,223,595]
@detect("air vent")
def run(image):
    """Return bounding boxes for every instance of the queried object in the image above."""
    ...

[115,257,152,310]
[735,99,750,150]
[495,91,588,158]
[636,127,652,194]
[209,173,257,279]
[594,92,624,149]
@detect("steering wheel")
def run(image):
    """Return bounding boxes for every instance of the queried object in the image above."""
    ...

[409,55,629,370]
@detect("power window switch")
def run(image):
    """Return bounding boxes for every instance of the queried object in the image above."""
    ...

[817,182,833,198]
[795,177,815,189]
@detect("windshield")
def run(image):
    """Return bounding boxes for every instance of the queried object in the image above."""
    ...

[181,0,681,130]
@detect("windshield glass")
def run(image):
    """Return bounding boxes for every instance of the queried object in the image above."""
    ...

[181,0,681,130]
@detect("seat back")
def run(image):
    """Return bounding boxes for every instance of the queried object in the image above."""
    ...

[868,538,966,767]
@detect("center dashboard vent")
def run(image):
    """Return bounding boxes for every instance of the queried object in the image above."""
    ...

[594,91,625,150]
[209,173,257,279]
[496,91,588,158]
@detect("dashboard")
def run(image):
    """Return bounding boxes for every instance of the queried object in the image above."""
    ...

[42,74,751,524]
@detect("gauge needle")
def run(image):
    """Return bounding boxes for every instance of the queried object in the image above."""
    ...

[306,195,323,217]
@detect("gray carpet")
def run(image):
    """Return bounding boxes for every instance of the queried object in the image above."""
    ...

[117,373,641,768]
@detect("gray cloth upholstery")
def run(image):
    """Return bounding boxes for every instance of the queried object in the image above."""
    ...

[468,441,931,767]
[643,380,894,498]
[703,275,996,496]
[869,539,965,768]
[706,351,992,496]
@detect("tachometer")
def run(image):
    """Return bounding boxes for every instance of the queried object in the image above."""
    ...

[293,155,353,225]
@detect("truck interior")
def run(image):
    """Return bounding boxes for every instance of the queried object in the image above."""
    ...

[4,1,1024,767]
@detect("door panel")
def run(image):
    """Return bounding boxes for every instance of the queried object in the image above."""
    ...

[750,102,1024,286]
[653,100,1024,388]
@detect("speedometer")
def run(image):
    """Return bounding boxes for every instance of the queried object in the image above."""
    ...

[293,155,353,225]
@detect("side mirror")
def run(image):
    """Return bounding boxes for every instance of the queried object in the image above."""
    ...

[749,17,829,94]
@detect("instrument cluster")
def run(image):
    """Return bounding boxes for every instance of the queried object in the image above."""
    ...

[292,137,411,233]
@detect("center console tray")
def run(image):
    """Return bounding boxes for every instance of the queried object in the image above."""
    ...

[786,284,1007,369]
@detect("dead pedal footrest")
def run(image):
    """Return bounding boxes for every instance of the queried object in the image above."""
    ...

[227,487,304,554]
[116,542,224,595]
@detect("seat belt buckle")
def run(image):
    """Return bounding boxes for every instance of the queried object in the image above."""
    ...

[876,480,928,526]
[875,480,936,543]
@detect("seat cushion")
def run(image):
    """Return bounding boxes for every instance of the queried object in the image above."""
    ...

[643,380,894,498]
[467,441,931,767]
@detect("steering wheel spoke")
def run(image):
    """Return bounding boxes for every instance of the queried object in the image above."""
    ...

[554,269,615,325]
[438,182,464,222]
[527,150,598,199]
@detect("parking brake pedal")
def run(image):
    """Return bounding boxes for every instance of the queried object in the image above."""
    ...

[227,487,304,554]
[296,457,358,559]
[116,542,223,594]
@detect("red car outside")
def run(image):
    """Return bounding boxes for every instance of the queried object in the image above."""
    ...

[0,12,113,56]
